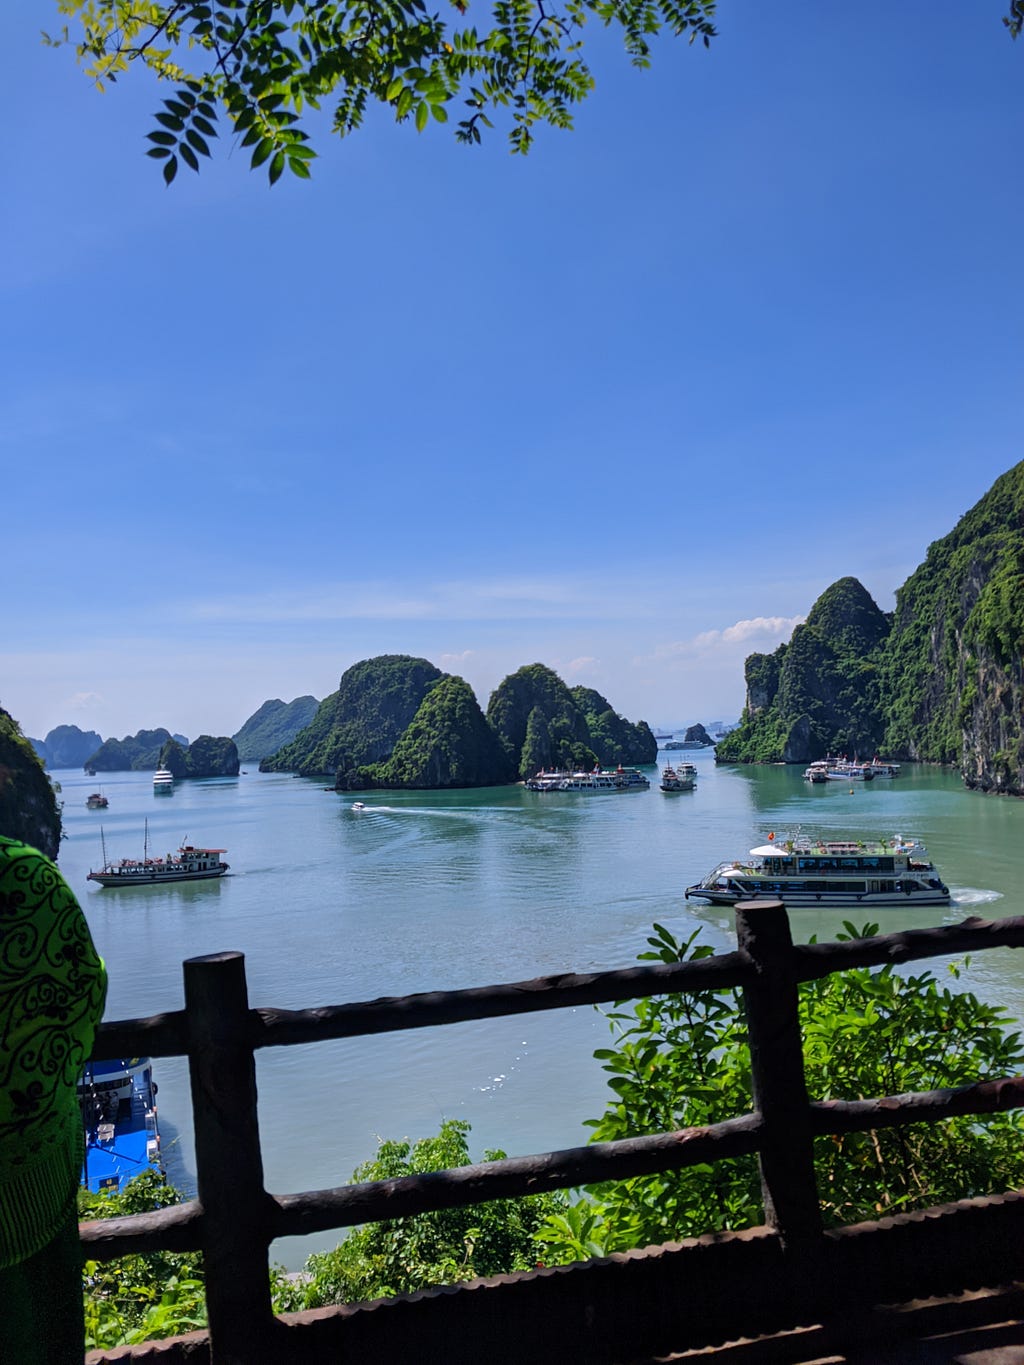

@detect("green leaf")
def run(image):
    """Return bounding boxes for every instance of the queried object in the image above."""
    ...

[415,100,429,132]
[162,155,178,185]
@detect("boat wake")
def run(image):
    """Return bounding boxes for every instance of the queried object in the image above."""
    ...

[949,887,1004,906]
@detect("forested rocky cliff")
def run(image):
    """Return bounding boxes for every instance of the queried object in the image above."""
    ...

[87,728,190,771]
[159,735,240,779]
[0,705,63,857]
[716,462,1024,794]
[232,696,319,762]
[262,655,655,789]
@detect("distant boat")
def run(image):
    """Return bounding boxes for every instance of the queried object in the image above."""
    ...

[85,767,97,777]
[352,801,366,811]
[86,791,108,809]
[664,739,713,750]
[87,820,229,887]
[153,767,174,792]
[660,763,697,792]
[80,1057,162,1193]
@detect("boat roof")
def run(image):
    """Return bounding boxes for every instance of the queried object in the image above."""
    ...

[750,837,922,858]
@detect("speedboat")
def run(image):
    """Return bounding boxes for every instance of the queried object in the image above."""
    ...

[352,801,366,811]
[685,834,950,908]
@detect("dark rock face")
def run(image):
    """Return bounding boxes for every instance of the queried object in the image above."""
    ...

[233,696,320,763]
[160,735,240,778]
[0,706,62,858]
[683,724,713,746]
[28,725,104,770]
[87,729,176,772]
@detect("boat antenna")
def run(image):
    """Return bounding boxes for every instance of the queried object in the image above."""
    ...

[100,826,108,869]
[144,817,149,863]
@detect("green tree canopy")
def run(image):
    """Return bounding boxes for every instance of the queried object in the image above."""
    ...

[48,0,718,183]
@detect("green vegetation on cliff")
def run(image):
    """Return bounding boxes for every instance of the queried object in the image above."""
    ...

[87,729,182,772]
[262,656,445,778]
[232,696,320,763]
[487,665,654,778]
[159,735,240,779]
[716,578,890,765]
[370,677,516,789]
[717,463,1024,792]
[571,687,657,767]
[882,461,1024,789]
[0,705,63,857]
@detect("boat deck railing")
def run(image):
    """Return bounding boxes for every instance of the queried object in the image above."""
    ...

[81,902,1024,1364]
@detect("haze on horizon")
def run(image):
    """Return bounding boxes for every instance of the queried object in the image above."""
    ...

[3,5,1021,747]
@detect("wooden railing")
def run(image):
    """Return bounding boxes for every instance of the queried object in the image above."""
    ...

[81,903,1024,1364]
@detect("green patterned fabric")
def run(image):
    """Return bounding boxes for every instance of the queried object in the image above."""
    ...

[0,837,107,1269]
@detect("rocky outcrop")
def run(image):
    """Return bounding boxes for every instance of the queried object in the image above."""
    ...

[262,656,446,778]
[365,677,516,790]
[571,687,658,766]
[28,725,104,770]
[0,705,62,858]
[233,696,319,763]
[86,729,190,771]
[160,735,240,779]
[682,724,714,747]
[882,461,1024,793]
[716,577,890,765]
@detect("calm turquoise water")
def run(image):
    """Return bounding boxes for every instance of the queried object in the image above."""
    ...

[56,754,1021,1267]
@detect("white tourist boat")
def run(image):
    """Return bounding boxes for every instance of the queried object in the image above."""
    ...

[525,765,651,793]
[803,762,829,783]
[685,834,950,908]
[661,763,697,792]
[153,766,174,792]
[88,821,228,887]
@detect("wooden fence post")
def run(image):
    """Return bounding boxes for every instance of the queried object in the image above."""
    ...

[734,901,822,1250]
[184,951,279,1364]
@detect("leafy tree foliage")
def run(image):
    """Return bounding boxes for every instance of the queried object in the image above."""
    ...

[78,1171,299,1348]
[536,922,1024,1261]
[300,1119,564,1305]
[48,0,718,183]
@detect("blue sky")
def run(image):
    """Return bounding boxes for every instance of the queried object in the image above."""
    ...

[3,3,1022,744]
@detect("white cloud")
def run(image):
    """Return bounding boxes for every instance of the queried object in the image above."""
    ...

[65,691,104,712]
[694,615,806,650]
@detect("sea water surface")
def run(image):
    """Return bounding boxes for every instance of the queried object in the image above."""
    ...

[58,754,1023,1267]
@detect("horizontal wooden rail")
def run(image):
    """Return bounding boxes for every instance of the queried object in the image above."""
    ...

[93,914,1024,1059]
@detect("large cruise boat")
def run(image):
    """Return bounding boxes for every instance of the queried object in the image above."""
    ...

[685,835,950,908]
[525,765,651,793]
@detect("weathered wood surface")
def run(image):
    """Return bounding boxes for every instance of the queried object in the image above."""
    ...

[734,901,822,1248]
[83,1194,1024,1365]
[183,953,278,1364]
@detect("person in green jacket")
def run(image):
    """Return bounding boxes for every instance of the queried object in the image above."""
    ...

[0,835,107,1364]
